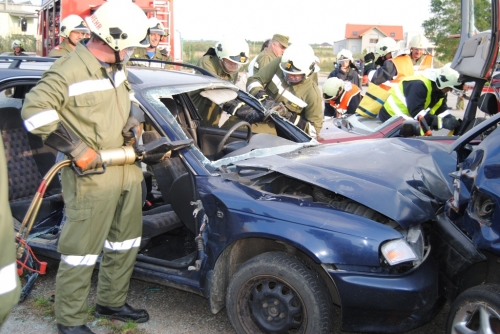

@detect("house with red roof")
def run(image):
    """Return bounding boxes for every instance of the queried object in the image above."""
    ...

[333,24,404,56]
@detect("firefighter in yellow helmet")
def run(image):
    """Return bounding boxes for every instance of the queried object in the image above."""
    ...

[21,2,151,333]
[49,15,89,57]
[378,63,463,134]
[0,134,21,328]
[129,17,171,68]
[247,42,323,136]
[322,77,361,118]
[8,40,27,56]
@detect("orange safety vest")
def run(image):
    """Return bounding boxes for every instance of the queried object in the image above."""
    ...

[379,55,414,91]
[414,54,433,72]
[329,84,361,113]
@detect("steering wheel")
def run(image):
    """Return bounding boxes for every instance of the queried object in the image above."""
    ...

[216,121,252,159]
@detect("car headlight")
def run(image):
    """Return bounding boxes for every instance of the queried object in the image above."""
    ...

[381,239,418,266]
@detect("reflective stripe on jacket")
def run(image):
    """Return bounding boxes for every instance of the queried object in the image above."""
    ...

[384,75,444,119]
[247,57,323,134]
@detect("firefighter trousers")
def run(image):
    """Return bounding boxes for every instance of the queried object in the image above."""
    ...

[55,164,143,326]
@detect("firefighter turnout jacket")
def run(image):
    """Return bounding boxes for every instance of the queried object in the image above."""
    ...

[21,43,143,326]
[129,47,172,69]
[378,75,448,122]
[253,48,277,75]
[48,39,74,57]
[247,57,323,135]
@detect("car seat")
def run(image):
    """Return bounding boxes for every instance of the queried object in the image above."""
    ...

[0,98,63,225]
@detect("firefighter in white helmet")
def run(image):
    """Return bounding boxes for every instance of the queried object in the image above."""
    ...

[326,49,360,116]
[8,40,27,56]
[357,37,414,118]
[323,77,361,117]
[22,2,151,333]
[408,34,433,72]
[191,38,278,134]
[49,15,89,57]
[129,17,171,68]
[379,63,463,134]
[246,42,323,136]
[328,49,360,87]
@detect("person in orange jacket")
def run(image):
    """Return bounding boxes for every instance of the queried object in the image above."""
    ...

[322,77,361,117]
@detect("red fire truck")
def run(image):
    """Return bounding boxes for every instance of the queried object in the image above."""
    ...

[36,0,181,61]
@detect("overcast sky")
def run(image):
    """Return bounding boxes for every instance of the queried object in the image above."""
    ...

[174,0,433,43]
[26,0,433,44]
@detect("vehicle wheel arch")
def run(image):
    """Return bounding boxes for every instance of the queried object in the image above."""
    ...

[205,237,341,315]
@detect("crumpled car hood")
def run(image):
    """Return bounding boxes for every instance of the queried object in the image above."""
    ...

[233,137,458,228]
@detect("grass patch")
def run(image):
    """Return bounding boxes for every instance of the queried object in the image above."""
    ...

[33,296,54,317]
[95,318,146,334]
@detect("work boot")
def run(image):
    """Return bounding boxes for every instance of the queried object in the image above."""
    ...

[56,324,95,334]
[95,303,149,323]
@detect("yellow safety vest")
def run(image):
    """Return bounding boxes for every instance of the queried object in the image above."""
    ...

[383,75,444,118]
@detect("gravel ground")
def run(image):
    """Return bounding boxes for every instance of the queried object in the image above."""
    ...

[2,257,450,334]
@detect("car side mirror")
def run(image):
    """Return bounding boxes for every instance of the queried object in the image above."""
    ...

[400,119,421,137]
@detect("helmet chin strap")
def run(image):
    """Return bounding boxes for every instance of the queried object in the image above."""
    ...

[115,51,123,71]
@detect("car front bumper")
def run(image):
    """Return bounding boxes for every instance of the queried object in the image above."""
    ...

[326,249,443,333]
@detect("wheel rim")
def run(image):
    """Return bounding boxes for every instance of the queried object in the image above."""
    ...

[236,275,306,334]
[451,301,500,334]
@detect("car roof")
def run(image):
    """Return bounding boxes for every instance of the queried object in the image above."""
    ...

[0,56,238,94]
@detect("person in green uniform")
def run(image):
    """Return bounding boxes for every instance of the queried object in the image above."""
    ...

[129,17,171,69]
[7,40,28,56]
[246,42,323,137]
[21,2,151,333]
[48,15,89,57]
[252,34,289,75]
[0,135,21,329]
[190,38,278,134]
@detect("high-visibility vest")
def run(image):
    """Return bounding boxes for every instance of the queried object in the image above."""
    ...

[379,55,414,91]
[357,55,414,118]
[329,84,361,113]
[414,54,433,72]
[383,75,444,119]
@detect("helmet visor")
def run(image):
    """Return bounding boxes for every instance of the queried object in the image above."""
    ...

[284,72,305,85]
[227,53,248,64]
[221,58,242,74]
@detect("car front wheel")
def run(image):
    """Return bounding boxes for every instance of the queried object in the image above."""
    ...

[226,251,333,334]
[447,284,500,334]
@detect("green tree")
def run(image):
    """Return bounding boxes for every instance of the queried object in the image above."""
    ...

[422,0,491,62]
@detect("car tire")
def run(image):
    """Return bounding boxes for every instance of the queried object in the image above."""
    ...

[226,251,333,334]
[447,284,500,334]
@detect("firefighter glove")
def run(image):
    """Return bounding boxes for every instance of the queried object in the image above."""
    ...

[44,122,103,172]
[442,115,462,130]
[375,56,384,67]
[223,100,264,124]
[70,142,103,172]
[364,52,375,62]
[122,116,142,147]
